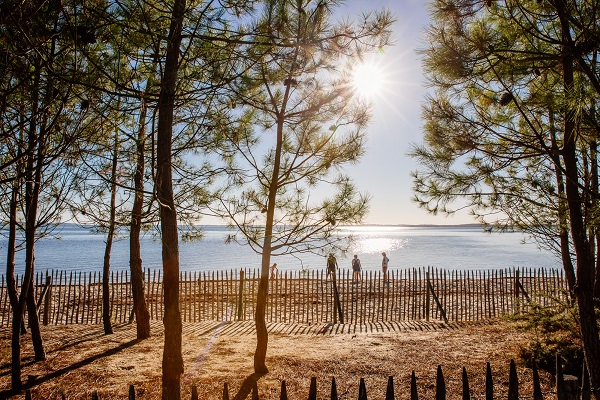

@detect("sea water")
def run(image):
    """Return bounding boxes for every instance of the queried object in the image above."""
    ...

[0,224,561,275]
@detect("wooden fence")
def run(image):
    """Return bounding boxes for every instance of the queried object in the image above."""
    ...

[0,267,569,327]
[18,355,585,399]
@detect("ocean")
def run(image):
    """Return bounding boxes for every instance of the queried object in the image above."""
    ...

[0,224,561,275]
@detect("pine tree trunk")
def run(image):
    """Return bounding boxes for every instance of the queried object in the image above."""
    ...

[550,114,576,293]
[253,251,270,374]
[592,141,600,299]
[102,253,113,334]
[7,182,24,389]
[10,59,41,390]
[22,55,46,376]
[158,0,186,396]
[102,130,119,336]
[10,309,24,390]
[557,5,600,396]
[26,282,45,361]
[130,96,151,340]
[254,108,287,374]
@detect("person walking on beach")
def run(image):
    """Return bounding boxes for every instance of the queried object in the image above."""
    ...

[326,253,338,281]
[351,254,362,283]
[381,252,389,283]
[270,262,278,280]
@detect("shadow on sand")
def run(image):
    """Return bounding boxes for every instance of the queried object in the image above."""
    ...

[232,372,267,400]
[0,339,139,399]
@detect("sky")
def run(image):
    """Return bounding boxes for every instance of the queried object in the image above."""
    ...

[337,0,476,226]
[198,0,475,227]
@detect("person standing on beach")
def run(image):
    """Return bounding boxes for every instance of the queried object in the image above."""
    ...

[270,262,278,280]
[326,253,338,281]
[381,252,389,283]
[351,254,362,283]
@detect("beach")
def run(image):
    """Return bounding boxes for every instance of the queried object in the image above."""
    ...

[0,319,555,399]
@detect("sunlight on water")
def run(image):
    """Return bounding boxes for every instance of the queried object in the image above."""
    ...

[353,237,406,254]
[1,224,561,274]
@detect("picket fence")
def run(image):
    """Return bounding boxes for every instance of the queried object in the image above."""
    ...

[18,355,585,400]
[0,267,569,327]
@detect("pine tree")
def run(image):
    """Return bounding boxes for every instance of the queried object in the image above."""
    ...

[213,0,394,373]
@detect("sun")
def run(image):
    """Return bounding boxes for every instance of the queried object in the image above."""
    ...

[352,61,385,99]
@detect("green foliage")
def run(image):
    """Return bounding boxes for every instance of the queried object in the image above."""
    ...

[412,0,600,259]
[508,295,584,376]
[214,0,394,258]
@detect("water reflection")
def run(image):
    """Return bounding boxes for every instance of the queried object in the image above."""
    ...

[1,224,560,274]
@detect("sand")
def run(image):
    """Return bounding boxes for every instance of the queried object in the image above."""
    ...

[0,319,555,399]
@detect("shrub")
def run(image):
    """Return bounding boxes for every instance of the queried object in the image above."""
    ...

[507,294,583,377]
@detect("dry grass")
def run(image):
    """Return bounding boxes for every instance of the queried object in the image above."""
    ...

[0,319,556,399]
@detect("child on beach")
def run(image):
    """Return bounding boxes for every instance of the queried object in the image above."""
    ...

[270,263,278,280]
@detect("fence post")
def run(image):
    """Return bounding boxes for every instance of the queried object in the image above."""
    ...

[411,371,418,400]
[332,273,343,324]
[485,362,493,400]
[557,354,580,400]
[308,377,317,400]
[427,273,448,323]
[43,275,52,325]
[223,382,230,400]
[237,269,245,321]
[462,367,470,400]
[386,375,395,400]
[358,378,367,400]
[330,377,338,400]
[129,384,135,400]
[508,359,518,400]
[514,269,520,313]
[426,272,431,322]
[557,354,565,400]
[191,385,198,400]
[280,380,288,400]
[436,365,446,400]
[532,361,543,400]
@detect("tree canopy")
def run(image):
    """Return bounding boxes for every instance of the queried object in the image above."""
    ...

[412,0,600,396]
[209,0,394,373]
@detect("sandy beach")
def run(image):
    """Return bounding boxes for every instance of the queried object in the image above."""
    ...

[0,319,556,399]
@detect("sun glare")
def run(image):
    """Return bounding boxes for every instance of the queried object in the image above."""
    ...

[352,61,385,99]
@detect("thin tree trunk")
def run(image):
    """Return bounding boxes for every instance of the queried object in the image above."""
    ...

[157,0,186,396]
[557,4,600,396]
[25,110,47,362]
[253,50,301,372]
[550,119,576,293]
[9,56,46,388]
[102,129,119,335]
[10,62,40,390]
[591,141,600,300]
[7,181,24,390]
[102,255,113,334]
[24,2,64,358]
[25,281,45,361]
[130,95,150,340]
[254,247,271,374]
[253,143,280,373]
[254,104,289,374]
[10,0,63,383]
[19,55,48,383]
